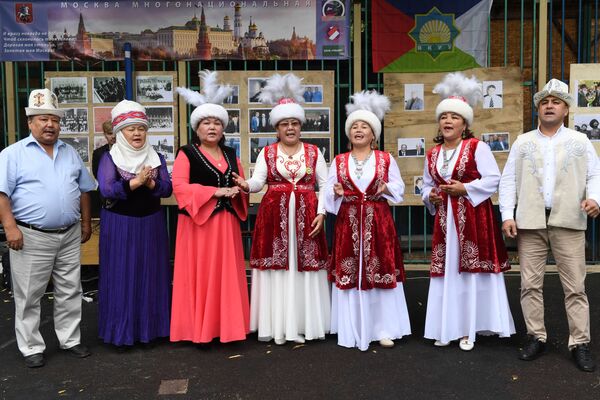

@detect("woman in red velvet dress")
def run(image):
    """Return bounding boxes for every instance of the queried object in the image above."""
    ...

[170,72,249,343]
[325,91,411,351]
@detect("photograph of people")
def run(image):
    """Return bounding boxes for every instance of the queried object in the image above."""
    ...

[223,85,239,104]
[422,73,514,352]
[404,83,424,111]
[397,137,425,157]
[325,90,411,351]
[482,81,503,109]
[225,109,240,134]
[414,176,424,195]
[171,71,250,344]
[248,109,274,133]
[576,80,600,107]
[574,114,600,140]
[232,73,330,346]
[302,85,323,104]
[248,78,267,103]
[96,100,173,348]
[482,132,510,152]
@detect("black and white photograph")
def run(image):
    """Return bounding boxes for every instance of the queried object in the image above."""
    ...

[166,164,173,179]
[404,83,424,111]
[51,77,88,104]
[148,135,175,162]
[481,132,510,152]
[93,76,126,103]
[248,78,268,103]
[413,176,424,195]
[146,106,174,133]
[136,75,173,102]
[302,85,324,104]
[225,109,241,134]
[60,108,88,134]
[303,108,330,133]
[94,136,108,150]
[250,137,278,163]
[62,136,89,162]
[397,137,425,157]
[575,80,600,108]
[574,114,600,140]
[223,85,240,104]
[248,108,274,133]
[93,107,113,133]
[482,80,503,109]
[302,137,331,163]
[224,136,241,158]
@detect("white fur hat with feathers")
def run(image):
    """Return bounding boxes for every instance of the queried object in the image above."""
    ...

[177,70,233,130]
[258,73,306,127]
[344,90,391,141]
[433,72,482,125]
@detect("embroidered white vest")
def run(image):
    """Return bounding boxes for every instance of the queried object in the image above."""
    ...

[514,128,588,230]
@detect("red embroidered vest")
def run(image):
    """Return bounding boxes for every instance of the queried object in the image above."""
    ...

[250,143,329,271]
[427,138,510,277]
[329,151,405,290]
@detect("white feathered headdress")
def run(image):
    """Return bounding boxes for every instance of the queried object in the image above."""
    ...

[177,70,233,130]
[344,90,391,141]
[259,73,306,127]
[432,72,482,125]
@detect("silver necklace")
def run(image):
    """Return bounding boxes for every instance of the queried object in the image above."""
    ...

[351,151,372,180]
[440,142,460,176]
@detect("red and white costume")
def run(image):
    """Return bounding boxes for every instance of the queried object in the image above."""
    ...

[247,143,330,343]
[422,138,515,344]
[325,150,411,351]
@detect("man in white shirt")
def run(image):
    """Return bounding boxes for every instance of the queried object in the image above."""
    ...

[499,79,600,372]
[483,84,503,109]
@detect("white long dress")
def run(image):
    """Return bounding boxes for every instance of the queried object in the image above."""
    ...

[247,144,331,343]
[422,142,515,344]
[325,154,411,351]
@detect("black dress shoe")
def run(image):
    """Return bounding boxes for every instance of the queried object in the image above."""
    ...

[519,336,546,361]
[63,344,91,358]
[572,343,596,372]
[24,353,45,368]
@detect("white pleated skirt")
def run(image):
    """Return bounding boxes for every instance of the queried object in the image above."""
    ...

[249,191,331,343]
[331,285,412,351]
[424,203,515,344]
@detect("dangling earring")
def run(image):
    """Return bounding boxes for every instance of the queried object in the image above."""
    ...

[461,130,467,139]
[370,139,376,150]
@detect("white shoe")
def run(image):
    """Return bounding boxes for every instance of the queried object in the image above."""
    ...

[459,339,474,351]
[274,338,286,345]
[434,340,450,347]
[294,335,305,344]
[379,338,395,348]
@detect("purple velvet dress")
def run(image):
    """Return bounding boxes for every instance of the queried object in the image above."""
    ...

[97,153,172,346]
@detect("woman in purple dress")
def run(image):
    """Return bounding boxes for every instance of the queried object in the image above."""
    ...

[97,100,173,347]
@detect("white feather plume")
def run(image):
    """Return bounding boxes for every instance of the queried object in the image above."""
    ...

[176,70,233,106]
[345,90,391,120]
[258,73,304,105]
[432,72,483,106]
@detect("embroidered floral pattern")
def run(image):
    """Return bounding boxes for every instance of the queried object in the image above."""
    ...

[250,193,289,268]
[456,140,471,180]
[518,140,539,176]
[431,243,446,274]
[562,139,586,172]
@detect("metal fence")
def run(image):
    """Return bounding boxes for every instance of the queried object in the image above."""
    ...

[0,0,598,262]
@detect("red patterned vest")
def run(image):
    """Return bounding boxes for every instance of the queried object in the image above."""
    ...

[427,138,510,277]
[250,143,329,271]
[329,151,405,290]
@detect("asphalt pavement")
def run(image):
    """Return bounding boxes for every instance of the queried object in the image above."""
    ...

[1,269,599,400]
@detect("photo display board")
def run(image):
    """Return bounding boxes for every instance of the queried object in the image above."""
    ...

[187,70,335,203]
[384,66,523,205]
[569,63,600,157]
[45,70,178,191]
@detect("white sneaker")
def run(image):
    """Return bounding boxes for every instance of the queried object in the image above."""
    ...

[379,338,395,348]
[434,340,450,347]
[459,339,474,351]
[294,335,305,344]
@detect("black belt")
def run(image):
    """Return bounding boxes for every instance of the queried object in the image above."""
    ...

[15,220,76,234]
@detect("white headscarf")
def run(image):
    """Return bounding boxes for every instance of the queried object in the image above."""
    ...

[109,100,161,173]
